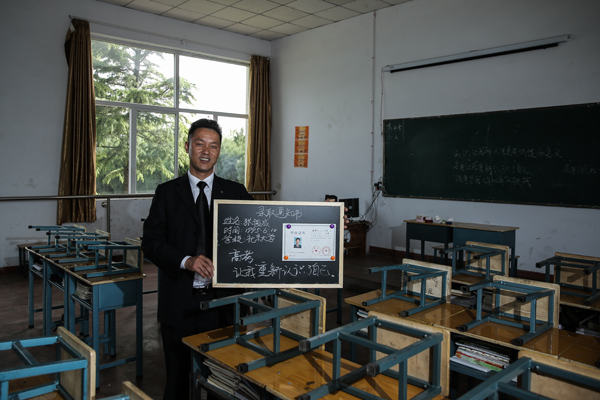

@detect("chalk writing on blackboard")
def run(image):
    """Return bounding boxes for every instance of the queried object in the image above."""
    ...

[382,103,600,208]
[451,144,597,188]
[256,206,303,220]
[231,262,334,280]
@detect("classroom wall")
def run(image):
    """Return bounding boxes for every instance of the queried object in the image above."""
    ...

[1,0,598,272]
[0,0,269,267]
[270,0,600,271]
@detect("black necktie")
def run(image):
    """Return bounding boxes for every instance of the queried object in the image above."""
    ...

[196,181,211,257]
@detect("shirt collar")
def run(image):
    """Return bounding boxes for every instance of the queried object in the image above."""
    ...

[187,170,214,191]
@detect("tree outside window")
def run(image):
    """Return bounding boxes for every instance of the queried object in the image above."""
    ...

[92,40,248,194]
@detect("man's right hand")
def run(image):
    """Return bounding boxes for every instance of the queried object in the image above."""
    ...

[184,255,214,279]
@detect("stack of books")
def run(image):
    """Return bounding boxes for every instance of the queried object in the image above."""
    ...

[203,359,259,400]
[451,340,510,373]
[75,282,92,300]
[356,309,369,333]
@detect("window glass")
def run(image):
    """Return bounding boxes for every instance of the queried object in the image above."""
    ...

[96,105,130,194]
[217,117,247,184]
[92,41,174,106]
[179,56,248,114]
[92,39,248,194]
[136,112,176,193]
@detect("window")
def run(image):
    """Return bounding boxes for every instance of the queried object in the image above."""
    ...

[92,40,249,194]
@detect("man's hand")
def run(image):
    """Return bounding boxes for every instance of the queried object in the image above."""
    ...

[184,255,214,279]
[344,206,350,229]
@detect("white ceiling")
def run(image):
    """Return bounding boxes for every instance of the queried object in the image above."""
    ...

[96,0,411,41]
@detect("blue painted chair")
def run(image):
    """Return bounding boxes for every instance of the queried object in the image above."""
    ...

[0,326,95,400]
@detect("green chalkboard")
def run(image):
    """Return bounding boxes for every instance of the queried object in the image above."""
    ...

[212,200,345,288]
[383,103,600,208]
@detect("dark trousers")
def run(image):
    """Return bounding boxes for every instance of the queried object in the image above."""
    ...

[160,289,223,400]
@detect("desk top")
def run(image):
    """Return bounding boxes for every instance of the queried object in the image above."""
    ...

[404,220,519,232]
[346,289,599,368]
[183,326,445,400]
[345,290,467,327]
[27,247,145,285]
[559,286,600,311]
[62,264,145,286]
[18,241,47,249]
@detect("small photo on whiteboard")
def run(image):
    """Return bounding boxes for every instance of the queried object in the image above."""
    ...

[282,223,337,261]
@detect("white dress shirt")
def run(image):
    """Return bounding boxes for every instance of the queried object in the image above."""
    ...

[181,170,214,288]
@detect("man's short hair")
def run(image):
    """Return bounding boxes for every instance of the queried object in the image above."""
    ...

[188,118,223,144]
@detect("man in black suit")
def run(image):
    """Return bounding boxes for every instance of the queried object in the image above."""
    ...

[142,118,253,399]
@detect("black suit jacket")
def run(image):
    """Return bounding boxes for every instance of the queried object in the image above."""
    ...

[142,174,253,327]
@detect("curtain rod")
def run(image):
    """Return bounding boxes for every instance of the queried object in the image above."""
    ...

[68,14,268,58]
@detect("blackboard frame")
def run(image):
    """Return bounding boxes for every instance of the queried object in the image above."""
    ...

[383,103,600,208]
[212,200,345,288]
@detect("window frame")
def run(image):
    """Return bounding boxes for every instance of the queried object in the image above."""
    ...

[92,37,250,194]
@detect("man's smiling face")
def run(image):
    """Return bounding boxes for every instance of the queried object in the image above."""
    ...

[185,127,221,180]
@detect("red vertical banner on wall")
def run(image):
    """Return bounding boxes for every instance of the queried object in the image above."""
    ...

[294,126,309,168]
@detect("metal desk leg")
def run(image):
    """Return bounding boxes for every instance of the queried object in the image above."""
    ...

[64,273,76,332]
[28,257,35,329]
[43,260,53,336]
[337,288,343,324]
[92,287,101,387]
[349,304,358,362]
[136,279,143,378]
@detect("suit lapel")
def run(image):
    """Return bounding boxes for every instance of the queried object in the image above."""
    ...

[175,175,200,226]
[211,175,226,203]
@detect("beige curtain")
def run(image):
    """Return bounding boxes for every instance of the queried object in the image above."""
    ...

[246,55,272,201]
[57,19,97,224]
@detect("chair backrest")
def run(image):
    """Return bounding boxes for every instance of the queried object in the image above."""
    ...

[279,288,326,339]
[466,241,509,276]
[554,251,600,290]
[57,326,96,400]
[402,258,453,301]
[73,224,87,232]
[492,275,559,324]
[124,238,143,272]
[95,229,111,258]
[121,381,153,400]
[371,311,451,398]
[518,350,600,400]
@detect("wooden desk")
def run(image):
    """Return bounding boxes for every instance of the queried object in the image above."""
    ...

[404,220,453,264]
[558,334,600,369]
[559,287,600,311]
[183,326,446,400]
[404,220,519,276]
[345,221,368,256]
[61,260,144,386]
[451,222,518,277]
[24,246,144,387]
[345,290,467,328]
[538,252,600,311]
[346,289,598,369]
[25,246,70,334]
[516,351,600,400]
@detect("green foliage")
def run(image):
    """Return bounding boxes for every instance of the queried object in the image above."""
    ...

[217,128,246,184]
[93,41,196,194]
